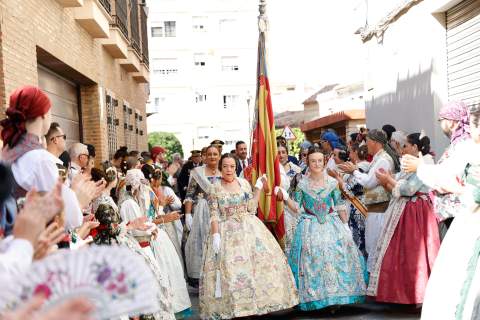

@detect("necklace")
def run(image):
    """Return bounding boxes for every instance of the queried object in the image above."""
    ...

[222,177,235,183]
[206,166,217,176]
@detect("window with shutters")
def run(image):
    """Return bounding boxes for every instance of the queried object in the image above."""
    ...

[105,93,118,159]
[446,0,480,106]
[152,26,164,37]
[164,21,176,37]
[223,94,240,108]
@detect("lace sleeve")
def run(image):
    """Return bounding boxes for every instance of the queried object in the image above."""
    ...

[184,176,199,204]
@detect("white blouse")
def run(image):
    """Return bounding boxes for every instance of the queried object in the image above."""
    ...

[11,149,83,230]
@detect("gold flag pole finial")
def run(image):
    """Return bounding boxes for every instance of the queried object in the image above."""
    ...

[258,0,267,33]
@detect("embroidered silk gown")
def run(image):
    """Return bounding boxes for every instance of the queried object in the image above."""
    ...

[288,176,367,311]
[199,179,298,319]
[184,166,221,280]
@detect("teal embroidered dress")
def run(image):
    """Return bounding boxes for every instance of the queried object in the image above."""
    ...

[288,175,367,311]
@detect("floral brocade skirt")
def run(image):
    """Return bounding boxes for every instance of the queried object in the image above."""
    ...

[288,213,367,311]
[199,214,298,319]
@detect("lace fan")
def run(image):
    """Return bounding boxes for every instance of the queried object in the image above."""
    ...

[0,245,161,319]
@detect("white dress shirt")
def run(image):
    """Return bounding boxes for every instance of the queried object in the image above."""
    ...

[11,149,83,230]
[353,152,392,189]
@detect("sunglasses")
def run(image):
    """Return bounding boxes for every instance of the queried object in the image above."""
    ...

[51,134,66,141]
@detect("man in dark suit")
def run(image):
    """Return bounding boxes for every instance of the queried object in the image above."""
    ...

[177,150,202,202]
[234,141,249,176]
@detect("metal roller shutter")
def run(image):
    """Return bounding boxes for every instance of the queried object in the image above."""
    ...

[37,66,80,146]
[447,0,480,106]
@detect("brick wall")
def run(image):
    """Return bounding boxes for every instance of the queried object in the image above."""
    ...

[0,0,149,161]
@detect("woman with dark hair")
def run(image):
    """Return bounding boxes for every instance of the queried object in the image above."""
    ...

[184,145,222,287]
[334,142,370,258]
[368,132,440,305]
[279,147,367,311]
[199,153,298,319]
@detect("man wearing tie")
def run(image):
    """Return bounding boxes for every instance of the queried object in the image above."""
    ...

[235,141,248,176]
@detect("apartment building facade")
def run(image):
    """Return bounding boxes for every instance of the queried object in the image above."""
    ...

[146,0,258,153]
[0,0,150,161]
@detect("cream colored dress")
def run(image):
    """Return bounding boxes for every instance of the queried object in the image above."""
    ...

[199,178,298,319]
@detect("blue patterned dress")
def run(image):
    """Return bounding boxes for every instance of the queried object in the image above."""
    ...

[288,175,367,311]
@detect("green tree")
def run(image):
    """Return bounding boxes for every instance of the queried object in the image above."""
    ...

[148,131,184,162]
[275,127,305,158]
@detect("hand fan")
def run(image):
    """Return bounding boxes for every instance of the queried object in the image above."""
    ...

[0,245,161,319]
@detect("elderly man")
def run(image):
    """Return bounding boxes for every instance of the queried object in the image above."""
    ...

[68,142,89,183]
[338,129,400,269]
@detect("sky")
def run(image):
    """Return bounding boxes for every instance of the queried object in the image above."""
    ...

[266,0,366,88]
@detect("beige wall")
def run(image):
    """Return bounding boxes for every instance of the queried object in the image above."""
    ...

[0,0,148,160]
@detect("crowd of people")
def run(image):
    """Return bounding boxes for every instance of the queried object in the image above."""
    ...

[0,85,479,320]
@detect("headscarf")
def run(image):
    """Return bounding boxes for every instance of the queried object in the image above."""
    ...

[150,146,166,162]
[0,86,52,148]
[321,131,343,149]
[439,101,471,144]
[367,129,401,172]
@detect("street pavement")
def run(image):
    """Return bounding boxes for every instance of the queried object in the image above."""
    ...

[187,288,421,319]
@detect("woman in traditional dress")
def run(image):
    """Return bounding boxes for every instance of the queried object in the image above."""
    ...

[120,169,192,318]
[199,154,298,319]
[91,167,175,320]
[279,147,367,311]
[367,132,440,305]
[343,143,369,258]
[402,105,480,320]
[184,145,221,287]
[147,167,185,267]
[278,143,302,255]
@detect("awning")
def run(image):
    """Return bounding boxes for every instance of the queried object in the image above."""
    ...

[300,109,365,132]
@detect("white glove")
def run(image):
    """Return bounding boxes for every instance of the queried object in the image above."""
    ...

[185,213,193,231]
[274,186,289,201]
[254,174,267,190]
[212,233,221,254]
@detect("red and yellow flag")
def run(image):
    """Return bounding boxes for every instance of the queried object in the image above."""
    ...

[250,31,285,249]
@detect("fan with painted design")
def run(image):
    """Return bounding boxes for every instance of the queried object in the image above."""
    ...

[0,245,161,319]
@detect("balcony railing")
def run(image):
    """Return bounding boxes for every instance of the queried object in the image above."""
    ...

[98,0,111,14]
[111,0,128,38]
[129,0,141,56]
[140,6,149,67]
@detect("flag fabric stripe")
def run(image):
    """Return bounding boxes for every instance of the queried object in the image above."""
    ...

[251,31,285,248]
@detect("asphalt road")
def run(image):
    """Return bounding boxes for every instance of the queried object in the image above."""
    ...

[187,288,421,319]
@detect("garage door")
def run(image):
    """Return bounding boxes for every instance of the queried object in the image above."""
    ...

[38,66,80,146]
[446,0,480,106]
